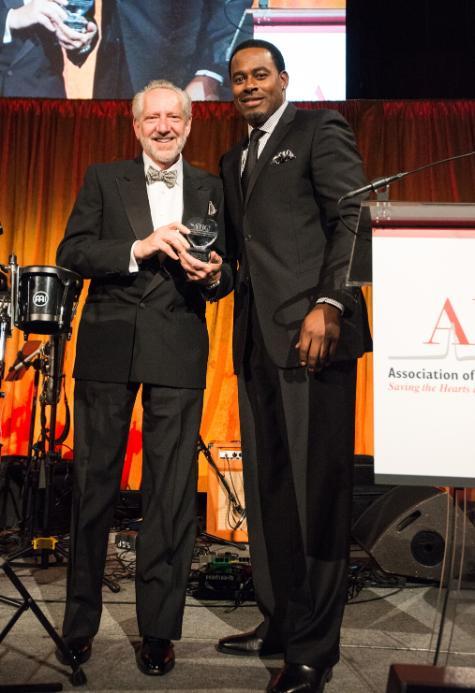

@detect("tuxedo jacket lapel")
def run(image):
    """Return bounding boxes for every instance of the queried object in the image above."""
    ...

[115,157,164,300]
[244,103,297,205]
[116,157,153,241]
[226,145,244,214]
[182,160,213,222]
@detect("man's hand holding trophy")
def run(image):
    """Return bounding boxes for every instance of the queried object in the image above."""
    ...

[178,217,222,290]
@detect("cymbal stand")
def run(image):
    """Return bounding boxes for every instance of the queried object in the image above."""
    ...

[0,254,87,688]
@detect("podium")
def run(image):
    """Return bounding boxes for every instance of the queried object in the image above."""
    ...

[350,201,475,487]
[349,202,475,686]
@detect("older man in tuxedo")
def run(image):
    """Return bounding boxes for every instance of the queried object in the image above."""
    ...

[56,79,231,676]
[217,40,372,693]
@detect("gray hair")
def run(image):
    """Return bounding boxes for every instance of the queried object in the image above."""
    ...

[132,80,192,121]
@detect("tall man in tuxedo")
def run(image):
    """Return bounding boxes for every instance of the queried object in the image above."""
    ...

[56,80,231,676]
[93,0,252,100]
[217,40,372,693]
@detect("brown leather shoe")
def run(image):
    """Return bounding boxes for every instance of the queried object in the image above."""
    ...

[136,637,175,676]
[55,637,93,666]
[217,629,282,657]
[268,663,333,693]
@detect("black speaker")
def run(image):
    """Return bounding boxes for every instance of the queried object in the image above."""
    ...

[352,486,475,581]
[114,490,142,527]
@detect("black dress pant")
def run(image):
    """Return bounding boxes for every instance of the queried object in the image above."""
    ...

[238,304,357,667]
[62,380,203,641]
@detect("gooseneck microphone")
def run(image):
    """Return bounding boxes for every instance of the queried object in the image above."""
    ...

[338,150,475,203]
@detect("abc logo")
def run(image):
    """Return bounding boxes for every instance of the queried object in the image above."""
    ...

[33,291,48,307]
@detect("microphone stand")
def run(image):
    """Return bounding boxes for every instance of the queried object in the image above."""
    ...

[7,336,69,568]
[7,334,120,593]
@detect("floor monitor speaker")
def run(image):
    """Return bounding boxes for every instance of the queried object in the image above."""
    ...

[352,486,475,581]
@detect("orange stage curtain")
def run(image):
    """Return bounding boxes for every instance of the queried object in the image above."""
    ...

[0,99,473,489]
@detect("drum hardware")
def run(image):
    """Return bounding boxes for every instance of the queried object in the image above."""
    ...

[0,256,81,565]
[7,334,73,569]
[0,251,87,687]
[12,263,82,336]
[0,257,74,560]
[1,254,119,587]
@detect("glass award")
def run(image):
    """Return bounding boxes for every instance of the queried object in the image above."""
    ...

[186,218,218,262]
[64,0,94,33]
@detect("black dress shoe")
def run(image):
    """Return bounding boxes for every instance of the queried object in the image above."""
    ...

[217,629,282,657]
[55,637,93,666]
[268,663,333,693]
[136,637,175,676]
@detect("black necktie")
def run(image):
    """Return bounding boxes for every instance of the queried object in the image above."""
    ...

[241,129,264,195]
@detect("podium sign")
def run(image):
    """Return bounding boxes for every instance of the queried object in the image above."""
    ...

[371,202,475,486]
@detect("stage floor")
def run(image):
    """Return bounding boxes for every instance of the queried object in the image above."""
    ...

[1,538,475,692]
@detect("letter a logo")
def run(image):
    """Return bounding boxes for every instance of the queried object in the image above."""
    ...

[425,299,473,345]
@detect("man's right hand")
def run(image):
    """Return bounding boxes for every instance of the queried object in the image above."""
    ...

[133,222,190,263]
[8,0,68,33]
[56,19,97,52]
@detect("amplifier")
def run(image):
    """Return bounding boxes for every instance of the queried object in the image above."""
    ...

[206,441,248,542]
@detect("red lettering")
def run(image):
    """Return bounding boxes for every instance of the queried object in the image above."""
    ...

[425,299,474,345]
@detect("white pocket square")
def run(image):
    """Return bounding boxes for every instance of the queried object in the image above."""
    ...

[208,201,217,216]
[271,149,296,165]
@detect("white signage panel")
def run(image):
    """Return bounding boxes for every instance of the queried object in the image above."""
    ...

[373,227,475,486]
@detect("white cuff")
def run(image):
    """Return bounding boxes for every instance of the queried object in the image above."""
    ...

[315,297,344,315]
[129,242,140,273]
[194,70,223,85]
[3,9,14,44]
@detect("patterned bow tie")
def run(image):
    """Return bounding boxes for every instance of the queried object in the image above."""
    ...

[146,166,178,188]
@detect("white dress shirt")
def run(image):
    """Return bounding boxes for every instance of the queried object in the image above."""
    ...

[129,153,184,273]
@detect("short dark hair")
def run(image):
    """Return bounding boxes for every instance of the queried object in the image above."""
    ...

[228,39,286,76]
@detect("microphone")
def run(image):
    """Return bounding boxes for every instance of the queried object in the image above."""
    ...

[6,340,42,381]
[339,172,408,202]
[11,353,30,373]
[338,150,475,204]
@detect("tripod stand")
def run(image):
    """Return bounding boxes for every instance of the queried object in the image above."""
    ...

[0,303,87,687]
[6,336,119,594]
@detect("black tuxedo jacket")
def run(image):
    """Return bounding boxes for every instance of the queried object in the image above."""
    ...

[0,0,95,97]
[221,104,372,372]
[57,157,232,389]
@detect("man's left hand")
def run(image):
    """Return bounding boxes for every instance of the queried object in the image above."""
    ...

[179,249,222,287]
[295,303,341,372]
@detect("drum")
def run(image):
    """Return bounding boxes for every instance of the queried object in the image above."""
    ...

[15,265,83,335]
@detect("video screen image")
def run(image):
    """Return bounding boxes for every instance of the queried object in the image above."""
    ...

[0,1,346,100]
